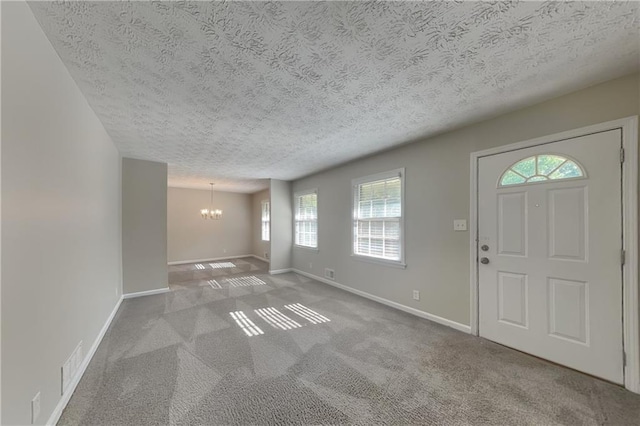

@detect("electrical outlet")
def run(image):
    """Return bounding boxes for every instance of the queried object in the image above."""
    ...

[309,262,313,269]
[223,248,227,253]
[413,290,420,301]
[454,219,467,231]
[31,392,41,424]
[264,252,269,259]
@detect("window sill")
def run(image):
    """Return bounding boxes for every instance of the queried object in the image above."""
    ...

[294,245,319,252]
[350,254,406,269]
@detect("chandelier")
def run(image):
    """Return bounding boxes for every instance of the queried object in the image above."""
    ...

[201,183,222,219]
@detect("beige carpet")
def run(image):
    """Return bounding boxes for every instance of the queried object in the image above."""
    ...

[58,257,640,425]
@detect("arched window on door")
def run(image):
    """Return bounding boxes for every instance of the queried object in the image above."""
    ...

[499,154,585,187]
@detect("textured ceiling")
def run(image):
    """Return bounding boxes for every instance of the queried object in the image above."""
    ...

[30,1,639,193]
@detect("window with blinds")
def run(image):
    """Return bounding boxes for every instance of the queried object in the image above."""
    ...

[294,191,318,248]
[261,200,270,241]
[352,170,404,265]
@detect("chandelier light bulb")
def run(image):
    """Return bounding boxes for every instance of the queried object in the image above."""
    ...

[201,183,223,220]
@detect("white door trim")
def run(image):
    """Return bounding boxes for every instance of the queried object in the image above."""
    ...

[469,116,639,393]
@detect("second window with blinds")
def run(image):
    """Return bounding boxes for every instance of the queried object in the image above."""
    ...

[294,190,318,249]
[261,200,270,241]
[352,169,405,267]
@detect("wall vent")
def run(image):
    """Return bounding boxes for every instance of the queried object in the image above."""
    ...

[62,341,83,395]
[324,268,335,280]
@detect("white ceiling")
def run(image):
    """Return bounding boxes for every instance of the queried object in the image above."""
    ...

[30,1,639,193]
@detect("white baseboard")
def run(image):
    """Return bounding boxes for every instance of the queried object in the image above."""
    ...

[250,254,270,263]
[122,287,171,299]
[168,254,254,266]
[292,269,471,334]
[46,296,123,426]
[269,268,293,275]
[168,254,270,266]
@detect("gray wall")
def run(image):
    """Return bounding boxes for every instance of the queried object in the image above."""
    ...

[251,189,271,261]
[1,2,122,424]
[122,158,167,294]
[167,187,252,263]
[269,180,292,272]
[292,73,640,327]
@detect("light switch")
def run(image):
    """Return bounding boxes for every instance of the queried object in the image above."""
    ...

[454,219,467,231]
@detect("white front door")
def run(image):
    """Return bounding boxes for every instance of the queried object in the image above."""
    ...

[478,130,623,383]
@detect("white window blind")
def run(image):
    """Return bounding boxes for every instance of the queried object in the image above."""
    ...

[294,191,317,248]
[261,200,270,241]
[353,172,403,262]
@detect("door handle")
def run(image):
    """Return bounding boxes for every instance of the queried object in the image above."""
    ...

[480,257,490,265]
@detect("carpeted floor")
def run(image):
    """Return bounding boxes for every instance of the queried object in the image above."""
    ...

[59,257,640,425]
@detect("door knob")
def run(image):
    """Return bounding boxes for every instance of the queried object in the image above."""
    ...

[480,257,490,265]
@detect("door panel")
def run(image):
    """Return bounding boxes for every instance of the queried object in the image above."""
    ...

[478,130,623,384]
[498,272,528,328]
[548,277,588,345]
[498,192,528,256]
[547,187,587,261]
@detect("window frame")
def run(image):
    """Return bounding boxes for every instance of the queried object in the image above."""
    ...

[498,153,587,188]
[293,189,319,251]
[261,200,270,242]
[351,168,406,269]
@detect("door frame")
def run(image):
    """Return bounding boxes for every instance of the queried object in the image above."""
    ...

[469,116,639,394]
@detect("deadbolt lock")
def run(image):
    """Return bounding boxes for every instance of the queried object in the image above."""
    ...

[481,245,489,252]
